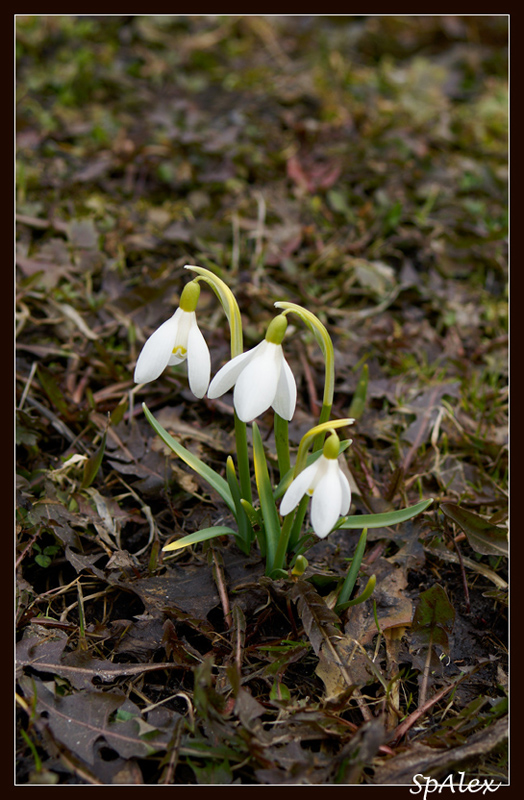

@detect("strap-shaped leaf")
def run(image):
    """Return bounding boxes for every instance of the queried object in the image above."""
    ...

[142,403,235,513]
[162,525,237,552]
[337,498,433,529]
[226,456,253,553]
[336,528,368,609]
[336,574,377,612]
[252,422,281,574]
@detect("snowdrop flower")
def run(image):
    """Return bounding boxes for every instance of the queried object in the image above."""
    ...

[134,281,210,398]
[207,314,296,422]
[280,433,351,538]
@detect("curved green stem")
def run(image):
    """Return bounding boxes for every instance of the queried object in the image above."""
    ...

[185,265,243,357]
[313,403,332,451]
[294,418,355,478]
[274,301,335,423]
[185,266,252,502]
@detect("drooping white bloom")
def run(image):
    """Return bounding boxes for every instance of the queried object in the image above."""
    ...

[280,435,351,538]
[207,315,296,423]
[133,282,210,399]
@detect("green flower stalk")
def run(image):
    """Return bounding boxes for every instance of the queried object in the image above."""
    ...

[274,301,335,435]
[184,264,251,502]
[294,418,355,477]
[185,265,243,358]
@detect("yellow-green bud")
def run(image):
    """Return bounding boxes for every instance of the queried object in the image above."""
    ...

[265,314,288,345]
[323,432,340,460]
[291,555,308,577]
[179,281,201,312]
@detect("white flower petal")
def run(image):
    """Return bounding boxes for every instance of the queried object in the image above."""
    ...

[187,319,211,398]
[310,460,343,538]
[233,341,281,422]
[338,467,352,516]
[272,355,297,421]
[207,342,263,399]
[280,460,321,516]
[133,313,179,384]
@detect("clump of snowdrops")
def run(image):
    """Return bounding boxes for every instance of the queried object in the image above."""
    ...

[135,266,431,607]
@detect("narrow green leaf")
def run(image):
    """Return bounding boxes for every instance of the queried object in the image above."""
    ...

[440,502,508,557]
[337,498,433,529]
[142,403,234,513]
[226,456,253,553]
[162,526,237,552]
[270,680,291,702]
[110,397,128,426]
[337,574,376,611]
[240,498,262,528]
[336,528,368,609]
[81,430,107,489]
[252,422,281,574]
[240,499,266,557]
[268,568,289,580]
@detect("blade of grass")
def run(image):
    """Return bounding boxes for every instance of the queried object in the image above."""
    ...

[81,429,107,489]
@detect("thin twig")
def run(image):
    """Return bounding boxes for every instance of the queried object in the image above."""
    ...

[161,718,184,785]
[17,361,38,410]
[391,683,455,746]
[211,547,232,628]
